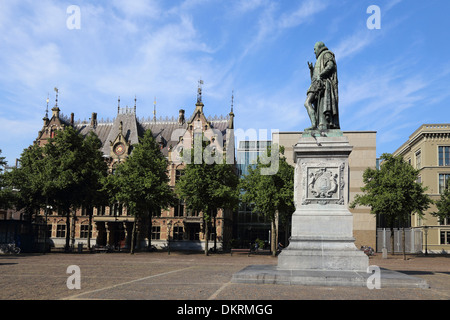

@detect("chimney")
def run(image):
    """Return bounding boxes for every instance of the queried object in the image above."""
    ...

[90,112,97,128]
[178,109,185,125]
[70,113,74,126]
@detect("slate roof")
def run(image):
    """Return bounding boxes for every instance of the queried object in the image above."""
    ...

[73,107,231,158]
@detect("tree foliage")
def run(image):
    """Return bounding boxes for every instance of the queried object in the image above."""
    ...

[175,136,239,255]
[0,149,14,210]
[350,153,433,257]
[350,153,432,224]
[239,144,294,255]
[3,143,48,217]
[5,127,109,251]
[432,182,450,222]
[79,132,109,249]
[105,129,176,253]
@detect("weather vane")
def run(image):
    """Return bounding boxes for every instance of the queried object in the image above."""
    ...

[197,79,204,103]
[45,93,49,118]
[54,87,59,107]
[231,90,234,113]
[153,96,157,122]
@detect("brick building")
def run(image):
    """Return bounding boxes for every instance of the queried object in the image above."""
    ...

[36,87,236,252]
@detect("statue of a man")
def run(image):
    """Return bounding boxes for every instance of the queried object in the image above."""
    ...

[304,42,340,131]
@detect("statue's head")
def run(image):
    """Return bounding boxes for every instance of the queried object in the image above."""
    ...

[314,41,326,58]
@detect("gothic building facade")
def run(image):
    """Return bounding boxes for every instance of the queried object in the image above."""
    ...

[36,88,236,252]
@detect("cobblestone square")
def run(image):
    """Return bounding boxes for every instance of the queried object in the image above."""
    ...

[0,252,449,301]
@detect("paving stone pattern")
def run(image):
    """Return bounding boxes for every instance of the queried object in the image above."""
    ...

[0,252,449,300]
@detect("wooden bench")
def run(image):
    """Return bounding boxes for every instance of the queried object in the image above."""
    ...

[230,248,251,256]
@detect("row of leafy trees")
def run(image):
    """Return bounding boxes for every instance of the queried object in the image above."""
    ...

[1,128,110,252]
[1,128,449,258]
[0,128,242,255]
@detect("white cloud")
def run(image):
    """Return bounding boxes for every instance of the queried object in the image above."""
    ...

[333,29,377,61]
[238,0,328,61]
[339,59,431,136]
[111,0,162,19]
[232,0,267,14]
[278,0,328,29]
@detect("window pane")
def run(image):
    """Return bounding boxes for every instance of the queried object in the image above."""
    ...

[440,174,450,193]
[446,147,450,166]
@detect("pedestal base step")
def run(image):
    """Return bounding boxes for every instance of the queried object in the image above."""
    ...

[277,248,369,271]
[231,265,429,288]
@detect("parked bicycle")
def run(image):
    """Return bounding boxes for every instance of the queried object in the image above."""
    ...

[360,245,374,256]
[0,243,21,254]
[276,242,284,256]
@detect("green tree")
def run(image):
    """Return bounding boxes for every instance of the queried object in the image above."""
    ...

[6,129,109,252]
[432,181,450,224]
[350,153,433,259]
[3,144,49,224]
[239,145,294,256]
[0,149,13,209]
[79,132,109,250]
[175,136,239,256]
[43,126,90,251]
[106,130,176,254]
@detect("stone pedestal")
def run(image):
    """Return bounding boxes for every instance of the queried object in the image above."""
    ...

[277,131,368,271]
[231,130,428,288]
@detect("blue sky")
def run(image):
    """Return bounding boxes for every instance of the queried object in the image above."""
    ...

[1,0,449,165]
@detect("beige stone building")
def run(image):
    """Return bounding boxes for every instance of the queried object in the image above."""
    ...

[393,124,450,253]
[273,131,377,249]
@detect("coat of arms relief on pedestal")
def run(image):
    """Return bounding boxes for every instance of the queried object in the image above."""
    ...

[300,162,345,206]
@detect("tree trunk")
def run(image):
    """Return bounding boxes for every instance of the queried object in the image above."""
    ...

[270,211,279,256]
[65,209,71,252]
[390,227,395,255]
[130,219,136,254]
[213,214,217,252]
[147,209,152,251]
[204,218,209,256]
[87,207,93,250]
[71,209,76,250]
[284,218,289,248]
[271,220,277,257]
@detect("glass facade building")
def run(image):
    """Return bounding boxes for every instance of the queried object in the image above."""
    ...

[233,140,272,249]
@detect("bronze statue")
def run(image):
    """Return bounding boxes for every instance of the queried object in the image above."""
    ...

[304,42,340,131]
